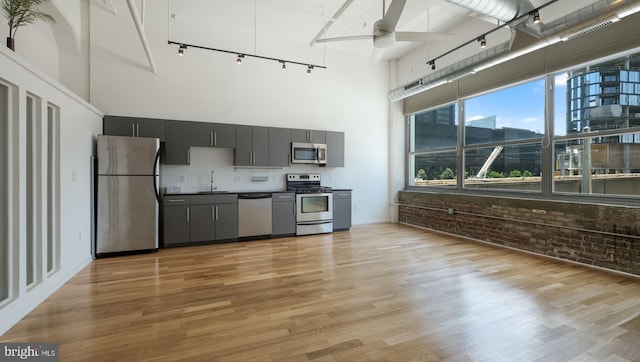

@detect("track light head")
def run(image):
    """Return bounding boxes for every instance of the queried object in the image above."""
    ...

[478,36,486,48]
[429,60,435,71]
[307,65,313,75]
[237,54,244,64]
[533,11,541,24]
[281,61,286,70]
[178,44,186,56]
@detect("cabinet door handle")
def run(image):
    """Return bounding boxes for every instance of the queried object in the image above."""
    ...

[186,207,190,223]
[214,132,217,146]
[210,132,214,146]
[249,152,252,165]
[131,123,136,137]
[212,206,215,221]
[187,148,190,163]
[215,206,219,220]
[168,199,186,202]
[136,123,140,137]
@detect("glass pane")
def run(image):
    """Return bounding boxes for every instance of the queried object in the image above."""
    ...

[411,151,458,187]
[553,133,640,196]
[464,143,542,191]
[560,53,640,136]
[301,196,329,213]
[464,79,545,145]
[411,104,458,152]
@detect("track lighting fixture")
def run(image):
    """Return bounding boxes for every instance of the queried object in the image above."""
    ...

[168,41,327,73]
[478,36,486,48]
[178,44,186,56]
[533,11,541,24]
[429,60,436,71]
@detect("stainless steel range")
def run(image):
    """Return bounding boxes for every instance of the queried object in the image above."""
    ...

[286,173,333,236]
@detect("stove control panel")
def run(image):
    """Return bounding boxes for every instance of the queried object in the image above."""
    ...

[287,173,321,182]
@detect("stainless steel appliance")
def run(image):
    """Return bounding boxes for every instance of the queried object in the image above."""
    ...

[238,193,273,239]
[286,173,333,235]
[95,135,160,257]
[291,142,327,165]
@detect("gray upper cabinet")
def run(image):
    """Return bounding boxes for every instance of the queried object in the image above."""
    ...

[104,116,165,141]
[235,125,268,166]
[268,127,291,167]
[164,120,190,165]
[326,131,345,167]
[291,129,326,144]
[190,122,236,148]
[190,122,214,147]
[214,123,236,148]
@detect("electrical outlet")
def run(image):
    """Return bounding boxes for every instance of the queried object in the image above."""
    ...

[179,175,186,183]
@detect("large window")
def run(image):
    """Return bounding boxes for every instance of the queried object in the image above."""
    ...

[409,104,458,187]
[409,50,640,198]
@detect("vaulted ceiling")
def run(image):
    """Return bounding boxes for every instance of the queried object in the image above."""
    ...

[166,0,602,66]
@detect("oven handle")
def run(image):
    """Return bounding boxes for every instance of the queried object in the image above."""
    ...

[297,220,333,225]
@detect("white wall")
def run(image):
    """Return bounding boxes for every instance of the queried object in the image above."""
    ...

[89,1,391,225]
[0,46,102,335]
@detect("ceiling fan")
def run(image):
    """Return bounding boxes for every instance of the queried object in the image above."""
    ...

[315,0,450,64]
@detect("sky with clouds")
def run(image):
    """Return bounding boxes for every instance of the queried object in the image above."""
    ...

[464,75,570,136]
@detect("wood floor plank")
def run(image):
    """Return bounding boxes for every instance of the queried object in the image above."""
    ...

[2,223,640,361]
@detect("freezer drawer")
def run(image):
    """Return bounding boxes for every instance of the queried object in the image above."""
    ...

[96,175,159,254]
[97,135,159,175]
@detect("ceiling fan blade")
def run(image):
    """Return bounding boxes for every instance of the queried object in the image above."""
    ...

[395,31,452,42]
[370,47,384,66]
[316,35,373,43]
[381,0,407,31]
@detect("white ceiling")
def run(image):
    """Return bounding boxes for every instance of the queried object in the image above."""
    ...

[167,0,601,65]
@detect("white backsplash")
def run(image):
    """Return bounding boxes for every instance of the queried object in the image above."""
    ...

[161,147,337,193]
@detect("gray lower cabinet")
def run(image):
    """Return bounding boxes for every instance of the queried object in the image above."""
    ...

[163,194,238,246]
[272,192,296,236]
[165,120,190,165]
[333,190,352,231]
[326,131,345,167]
[163,196,190,245]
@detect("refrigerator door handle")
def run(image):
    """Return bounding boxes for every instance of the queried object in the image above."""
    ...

[152,149,161,203]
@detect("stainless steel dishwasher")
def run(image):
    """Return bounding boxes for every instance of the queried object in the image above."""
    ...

[238,193,273,238]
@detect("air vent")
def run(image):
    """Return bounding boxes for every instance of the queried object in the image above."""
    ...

[404,79,422,91]
[564,20,617,41]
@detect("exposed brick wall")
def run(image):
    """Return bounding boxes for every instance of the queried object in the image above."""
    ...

[398,191,640,276]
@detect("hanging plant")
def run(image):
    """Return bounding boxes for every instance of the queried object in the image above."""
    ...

[1,0,55,51]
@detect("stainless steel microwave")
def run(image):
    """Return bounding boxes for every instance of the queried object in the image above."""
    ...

[291,142,327,165]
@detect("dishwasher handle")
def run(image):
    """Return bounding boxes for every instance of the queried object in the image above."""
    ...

[238,193,272,199]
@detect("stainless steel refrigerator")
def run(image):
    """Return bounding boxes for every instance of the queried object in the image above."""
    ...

[95,135,160,257]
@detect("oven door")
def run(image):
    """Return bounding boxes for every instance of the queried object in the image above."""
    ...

[296,192,333,222]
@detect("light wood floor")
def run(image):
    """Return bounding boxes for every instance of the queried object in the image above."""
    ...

[2,223,640,361]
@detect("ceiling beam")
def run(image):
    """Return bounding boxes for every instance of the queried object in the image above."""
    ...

[126,0,158,74]
[309,0,356,47]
